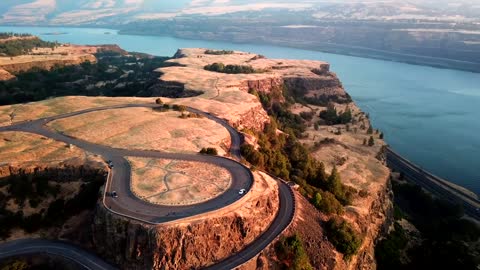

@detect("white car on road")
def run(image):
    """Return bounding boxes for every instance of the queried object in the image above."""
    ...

[239,189,246,195]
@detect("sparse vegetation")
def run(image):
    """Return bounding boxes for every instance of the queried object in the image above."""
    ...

[312,191,344,215]
[0,35,57,56]
[0,171,104,239]
[200,147,218,155]
[275,234,313,270]
[324,217,363,260]
[318,104,352,125]
[368,136,375,146]
[0,32,33,39]
[242,84,353,214]
[204,49,234,55]
[0,50,170,105]
[204,62,259,74]
[172,104,187,112]
[367,126,374,134]
[179,112,204,119]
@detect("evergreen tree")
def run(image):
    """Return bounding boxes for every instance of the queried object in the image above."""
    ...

[327,166,343,197]
[367,126,374,134]
[368,136,375,146]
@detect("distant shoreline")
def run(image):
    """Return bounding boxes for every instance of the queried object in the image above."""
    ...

[118,30,480,74]
[1,24,478,73]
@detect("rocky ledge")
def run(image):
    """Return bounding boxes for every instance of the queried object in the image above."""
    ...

[92,172,280,269]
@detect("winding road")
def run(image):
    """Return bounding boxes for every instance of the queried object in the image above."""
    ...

[0,104,295,269]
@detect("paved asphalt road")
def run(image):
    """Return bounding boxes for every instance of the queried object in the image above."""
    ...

[386,147,480,220]
[0,104,296,269]
[0,239,116,270]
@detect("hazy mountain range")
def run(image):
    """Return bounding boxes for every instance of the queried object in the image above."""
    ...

[1,0,479,26]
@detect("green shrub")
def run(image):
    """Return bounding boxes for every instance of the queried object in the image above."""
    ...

[204,49,234,55]
[368,136,375,146]
[312,191,343,215]
[200,147,218,155]
[0,37,57,56]
[204,62,258,74]
[325,217,363,260]
[275,234,313,270]
[319,104,352,125]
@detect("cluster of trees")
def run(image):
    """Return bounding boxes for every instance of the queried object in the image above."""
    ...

[0,174,104,239]
[200,147,218,155]
[319,104,352,125]
[274,234,313,270]
[242,93,355,211]
[244,83,366,261]
[375,182,480,269]
[204,49,234,55]
[0,37,57,56]
[204,62,258,74]
[325,217,363,260]
[0,32,32,39]
[0,51,169,105]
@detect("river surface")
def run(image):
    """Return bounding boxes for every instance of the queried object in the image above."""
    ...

[1,26,479,195]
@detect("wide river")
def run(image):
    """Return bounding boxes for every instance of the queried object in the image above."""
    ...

[1,26,479,195]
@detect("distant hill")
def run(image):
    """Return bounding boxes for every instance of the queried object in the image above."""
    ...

[0,0,479,26]
[1,1,480,72]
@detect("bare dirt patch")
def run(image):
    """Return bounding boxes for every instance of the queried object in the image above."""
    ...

[47,107,230,155]
[129,157,232,206]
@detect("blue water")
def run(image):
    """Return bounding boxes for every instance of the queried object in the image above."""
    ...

[1,26,479,194]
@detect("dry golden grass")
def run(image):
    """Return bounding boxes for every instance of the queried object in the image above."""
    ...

[0,131,87,164]
[0,96,157,127]
[155,48,331,128]
[0,53,95,66]
[47,107,230,155]
[0,45,98,66]
[129,157,232,206]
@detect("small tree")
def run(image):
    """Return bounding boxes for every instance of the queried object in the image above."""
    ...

[155,98,163,105]
[178,105,187,112]
[363,138,367,146]
[314,122,319,131]
[379,132,384,140]
[200,147,218,155]
[367,126,373,134]
[368,136,375,146]
[327,167,343,198]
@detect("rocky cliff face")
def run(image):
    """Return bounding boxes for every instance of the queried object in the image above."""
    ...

[0,162,105,182]
[240,77,284,94]
[283,73,347,100]
[351,182,393,270]
[231,104,271,132]
[0,68,15,81]
[92,172,279,270]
